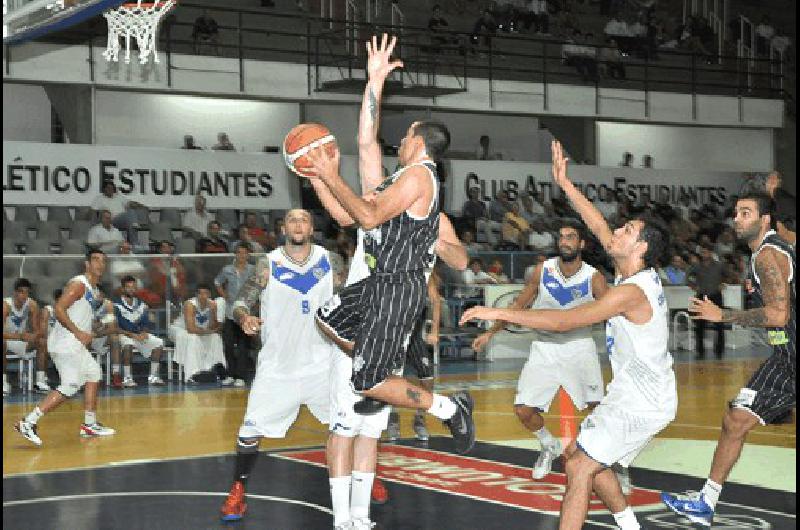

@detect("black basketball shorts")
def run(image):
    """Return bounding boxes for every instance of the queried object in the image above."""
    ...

[406,311,434,380]
[316,278,368,345]
[730,353,796,425]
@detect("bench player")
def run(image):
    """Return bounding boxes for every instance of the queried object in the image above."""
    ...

[461,141,674,530]
[3,278,43,395]
[15,249,116,446]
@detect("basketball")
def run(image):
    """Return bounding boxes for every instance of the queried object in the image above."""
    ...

[283,123,337,177]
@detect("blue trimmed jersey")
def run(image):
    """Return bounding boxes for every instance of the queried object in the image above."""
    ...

[48,275,95,353]
[113,296,151,334]
[531,257,597,344]
[260,245,334,378]
[4,297,32,333]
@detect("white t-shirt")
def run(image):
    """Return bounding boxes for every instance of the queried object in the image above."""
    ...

[529,231,555,250]
[91,194,128,217]
[460,269,496,297]
[87,224,125,252]
[182,209,213,235]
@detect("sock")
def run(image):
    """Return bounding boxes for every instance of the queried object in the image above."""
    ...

[233,441,260,485]
[701,479,722,509]
[25,407,44,425]
[534,426,560,453]
[329,476,352,527]
[350,471,375,520]
[112,364,121,375]
[150,362,159,377]
[84,410,97,425]
[427,393,457,420]
[123,365,132,379]
[612,507,640,530]
[36,370,46,384]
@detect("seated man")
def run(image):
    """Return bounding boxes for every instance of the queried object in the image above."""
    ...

[197,220,230,253]
[192,10,219,54]
[87,209,126,254]
[113,275,166,387]
[3,278,41,395]
[169,283,225,384]
[501,202,531,248]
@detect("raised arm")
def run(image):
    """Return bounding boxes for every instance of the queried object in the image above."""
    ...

[359,34,403,192]
[551,140,613,252]
[435,213,468,271]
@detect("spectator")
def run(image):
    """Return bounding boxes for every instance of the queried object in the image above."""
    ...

[489,189,513,224]
[272,217,285,247]
[619,152,634,167]
[604,14,629,39]
[687,244,725,358]
[243,211,270,248]
[771,30,791,56]
[501,202,531,249]
[212,132,236,151]
[461,185,488,231]
[755,15,775,55]
[486,258,510,283]
[599,38,626,79]
[90,181,147,245]
[528,220,555,253]
[522,0,549,34]
[231,225,265,254]
[214,242,255,387]
[192,10,219,54]
[519,193,545,224]
[660,254,688,285]
[471,9,497,49]
[181,135,202,150]
[461,230,486,252]
[182,194,214,239]
[148,240,187,306]
[460,257,498,298]
[564,30,598,82]
[112,275,166,388]
[87,210,126,254]
[476,134,498,160]
[169,283,226,384]
[197,220,229,253]
[428,4,450,49]
[714,228,736,256]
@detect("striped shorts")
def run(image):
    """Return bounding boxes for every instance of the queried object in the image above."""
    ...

[407,311,434,380]
[318,272,427,392]
[731,352,796,425]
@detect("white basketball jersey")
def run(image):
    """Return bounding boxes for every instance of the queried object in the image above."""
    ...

[260,245,334,377]
[532,257,597,344]
[604,268,677,417]
[4,297,31,333]
[44,305,57,331]
[173,298,213,330]
[48,275,95,352]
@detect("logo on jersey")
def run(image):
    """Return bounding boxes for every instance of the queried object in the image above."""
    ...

[280,272,295,281]
[302,300,310,314]
[312,267,325,280]
[353,355,365,372]
[571,288,583,301]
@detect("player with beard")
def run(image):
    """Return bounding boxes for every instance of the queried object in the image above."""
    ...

[472,218,613,482]
[661,191,795,527]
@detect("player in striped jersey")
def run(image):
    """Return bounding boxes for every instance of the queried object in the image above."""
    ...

[3,278,41,395]
[304,34,476,460]
[15,249,116,446]
[661,191,796,527]
[461,141,674,530]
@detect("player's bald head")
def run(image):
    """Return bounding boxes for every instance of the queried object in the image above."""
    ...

[285,208,313,225]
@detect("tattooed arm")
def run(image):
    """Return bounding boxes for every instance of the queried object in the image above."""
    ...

[231,257,270,325]
[359,34,403,193]
[689,246,790,327]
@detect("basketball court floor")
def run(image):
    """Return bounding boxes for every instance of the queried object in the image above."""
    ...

[3,346,796,529]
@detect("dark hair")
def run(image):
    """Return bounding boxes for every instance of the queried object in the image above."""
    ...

[53,289,63,301]
[235,242,252,253]
[558,218,586,242]
[102,180,116,192]
[208,220,221,229]
[468,257,484,268]
[96,283,108,295]
[14,278,32,291]
[414,121,451,161]
[737,191,775,222]
[196,282,212,292]
[120,275,137,286]
[86,247,105,261]
[636,215,671,269]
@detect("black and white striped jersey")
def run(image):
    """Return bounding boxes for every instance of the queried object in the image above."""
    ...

[749,230,796,364]
[363,161,439,275]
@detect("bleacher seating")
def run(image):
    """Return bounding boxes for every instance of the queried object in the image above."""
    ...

[69,220,93,240]
[47,206,73,227]
[159,208,183,227]
[6,221,29,244]
[34,221,64,244]
[13,205,40,228]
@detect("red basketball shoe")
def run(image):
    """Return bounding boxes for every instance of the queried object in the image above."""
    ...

[221,481,247,521]
[371,477,389,505]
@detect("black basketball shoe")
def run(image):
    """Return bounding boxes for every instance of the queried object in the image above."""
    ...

[443,391,476,454]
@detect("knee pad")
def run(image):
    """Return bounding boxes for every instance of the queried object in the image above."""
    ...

[236,436,260,453]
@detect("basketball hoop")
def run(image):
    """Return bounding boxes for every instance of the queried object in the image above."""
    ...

[102,0,176,65]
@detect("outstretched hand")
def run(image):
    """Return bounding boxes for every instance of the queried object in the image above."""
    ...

[459,306,496,327]
[366,33,403,80]
[551,140,571,190]
[304,143,341,182]
[688,295,723,322]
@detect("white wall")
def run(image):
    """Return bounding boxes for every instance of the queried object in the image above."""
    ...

[596,122,774,172]
[94,91,300,152]
[3,83,51,142]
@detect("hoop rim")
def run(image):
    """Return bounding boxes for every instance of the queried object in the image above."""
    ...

[119,0,177,9]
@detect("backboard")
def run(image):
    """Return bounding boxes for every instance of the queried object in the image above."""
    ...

[3,0,126,44]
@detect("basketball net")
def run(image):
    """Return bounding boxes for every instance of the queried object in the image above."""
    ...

[102,0,176,65]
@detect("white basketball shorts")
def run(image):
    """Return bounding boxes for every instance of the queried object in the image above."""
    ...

[330,350,391,439]
[119,333,164,357]
[50,345,103,397]
[514,339,604,412]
